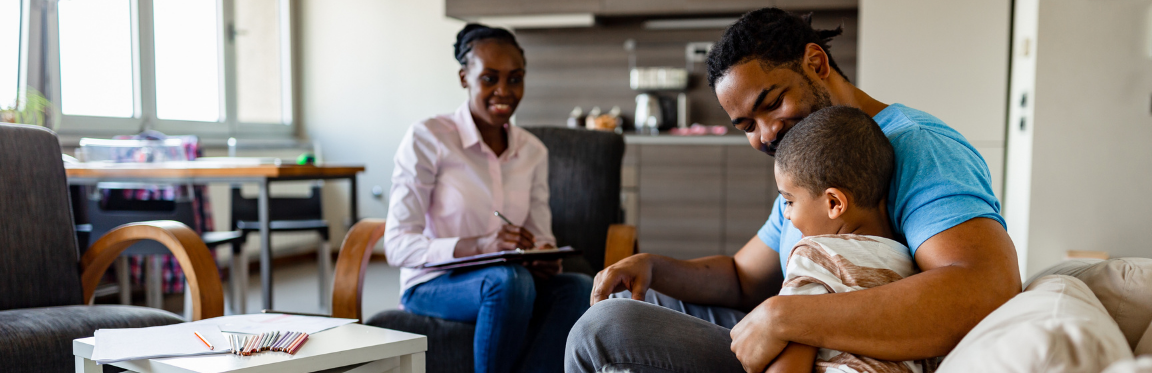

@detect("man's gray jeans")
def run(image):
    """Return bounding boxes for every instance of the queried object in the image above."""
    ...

[564,290,749,373]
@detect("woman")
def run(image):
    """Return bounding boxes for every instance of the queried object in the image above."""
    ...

[383,24,593,373]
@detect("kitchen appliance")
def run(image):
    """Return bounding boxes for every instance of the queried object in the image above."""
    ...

[634,93,681,134]
[634,93,660,134]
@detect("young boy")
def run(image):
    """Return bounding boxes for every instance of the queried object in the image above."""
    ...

[765,106,931,373]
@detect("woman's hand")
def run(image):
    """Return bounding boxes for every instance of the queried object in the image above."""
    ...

[475,224,535,254]
[504,225,534,250]
[524,243,561,279]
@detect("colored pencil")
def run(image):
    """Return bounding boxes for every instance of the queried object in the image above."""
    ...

[287,333,309,355]
[194,331,214,350]
[285,332,305,354]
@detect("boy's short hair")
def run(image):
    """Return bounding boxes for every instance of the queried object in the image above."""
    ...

[775,105,894,208]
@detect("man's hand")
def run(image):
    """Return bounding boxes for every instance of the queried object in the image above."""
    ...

[731,297,789,373]
[590,253,655,305]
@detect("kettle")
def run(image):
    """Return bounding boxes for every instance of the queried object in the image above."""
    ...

[634,93,662,134]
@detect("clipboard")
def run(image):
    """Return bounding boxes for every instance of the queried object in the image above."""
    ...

[419,246,582,271]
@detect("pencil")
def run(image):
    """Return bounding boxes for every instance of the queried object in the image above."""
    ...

[288,332,308,354]
[276,332,296,352]
[287,333,309,355]
[271,332,284,352]
[268,331,280,351]
[194,331,214,350]
[244,335,257,356]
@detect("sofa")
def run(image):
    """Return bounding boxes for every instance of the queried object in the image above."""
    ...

[938,257,1152,372]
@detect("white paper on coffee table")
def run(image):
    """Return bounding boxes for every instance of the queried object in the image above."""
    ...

[91,324,231,364]
[190,313,356,335]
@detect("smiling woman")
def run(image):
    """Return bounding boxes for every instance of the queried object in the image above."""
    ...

[379,23,593,373]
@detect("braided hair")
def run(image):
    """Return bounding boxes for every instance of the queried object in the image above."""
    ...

[706,8,846,88]
[454,23,525,66]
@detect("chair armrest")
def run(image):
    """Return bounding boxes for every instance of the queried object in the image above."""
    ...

[79,221,224,320]
[604,224,637,268]
[331,218,387,322]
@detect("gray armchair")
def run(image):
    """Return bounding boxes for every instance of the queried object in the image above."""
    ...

[0,123,224,373]
[329,127,635,373]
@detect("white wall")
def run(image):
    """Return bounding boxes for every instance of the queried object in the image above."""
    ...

[297,0,465,244]
[1008,0,1152,276]
[857,0,1011,199]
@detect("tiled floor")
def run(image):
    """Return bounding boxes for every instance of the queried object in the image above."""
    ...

[229,258,404,318]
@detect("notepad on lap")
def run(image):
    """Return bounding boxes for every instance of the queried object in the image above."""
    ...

[418,246,582,270]
[91,323,231,364]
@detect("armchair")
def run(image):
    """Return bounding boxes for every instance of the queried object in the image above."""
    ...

[0,123,224,373]
[330,127,636,372]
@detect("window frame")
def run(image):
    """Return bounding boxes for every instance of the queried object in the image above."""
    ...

[42,0,295,141]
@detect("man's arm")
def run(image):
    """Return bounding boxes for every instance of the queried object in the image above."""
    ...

[732,218,1020,371]
[591,236,783,310]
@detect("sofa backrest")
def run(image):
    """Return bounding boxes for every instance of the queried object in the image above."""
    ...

[0,123,84,310]
[1026,257,1152,351]
[523,127,624,277]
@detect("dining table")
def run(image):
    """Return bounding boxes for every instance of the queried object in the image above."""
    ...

[65,160,365,313]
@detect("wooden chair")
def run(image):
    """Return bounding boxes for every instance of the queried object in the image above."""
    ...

[328,127,636,373]
[0,123,224,373]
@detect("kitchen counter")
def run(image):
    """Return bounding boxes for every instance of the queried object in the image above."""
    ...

[623,134,749,145]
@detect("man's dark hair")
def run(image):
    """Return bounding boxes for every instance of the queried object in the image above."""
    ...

[775,106,893,208]
[706,8,846,88]
[454,23,525,66]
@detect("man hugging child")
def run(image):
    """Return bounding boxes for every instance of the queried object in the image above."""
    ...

[766,106,932,373]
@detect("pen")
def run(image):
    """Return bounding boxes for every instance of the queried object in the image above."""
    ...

[494,211,514,226]
[194,331,214,350]
[495,211,528,252]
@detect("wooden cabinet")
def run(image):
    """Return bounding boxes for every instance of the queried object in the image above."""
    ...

[446,0,599,18]
[446,0,856,20]
[627,143,774,260]
[723,144,775,255]
[637,145,724,259]
[599,0,774,17]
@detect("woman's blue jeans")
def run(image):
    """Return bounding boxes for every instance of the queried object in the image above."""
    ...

[401,264,593,373]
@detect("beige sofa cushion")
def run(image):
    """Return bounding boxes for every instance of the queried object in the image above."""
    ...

[938,275,1132,373]
[1138,322,1152,355]
[1027,258,1152,350]
[1103,356,1152,373]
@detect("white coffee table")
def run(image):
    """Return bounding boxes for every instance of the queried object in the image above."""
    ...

[73,324,427,373]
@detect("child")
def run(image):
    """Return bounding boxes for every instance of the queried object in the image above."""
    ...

[765,106,932,373]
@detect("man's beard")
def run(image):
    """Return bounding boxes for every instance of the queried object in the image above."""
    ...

[803,73,834,114]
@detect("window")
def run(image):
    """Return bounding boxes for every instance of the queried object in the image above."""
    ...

[235,0,289,124]
[1,0,22,109]
[48,0,294,139]
[57,0,135,118]
[153,0,221,122]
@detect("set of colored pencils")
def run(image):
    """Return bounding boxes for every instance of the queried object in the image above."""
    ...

[227,331,309,356]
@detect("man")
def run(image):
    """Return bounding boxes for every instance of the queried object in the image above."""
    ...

[565,8,1021,373]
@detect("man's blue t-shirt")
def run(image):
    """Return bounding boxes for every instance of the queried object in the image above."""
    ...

[757,103,1005,275]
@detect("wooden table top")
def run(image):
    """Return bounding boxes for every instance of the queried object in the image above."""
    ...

[65,162,365,179]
